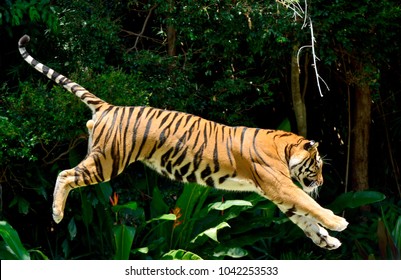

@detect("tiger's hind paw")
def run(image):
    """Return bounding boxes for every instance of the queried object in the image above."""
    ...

[52,209,64,224]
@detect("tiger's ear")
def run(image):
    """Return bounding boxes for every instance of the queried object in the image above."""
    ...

[304,140,319,152]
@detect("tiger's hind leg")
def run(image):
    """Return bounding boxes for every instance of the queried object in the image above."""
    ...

[52,154,106,223]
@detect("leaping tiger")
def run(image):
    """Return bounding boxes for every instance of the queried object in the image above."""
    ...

[18,35,348,250]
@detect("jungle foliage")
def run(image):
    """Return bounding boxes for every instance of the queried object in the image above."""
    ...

[0,0,400,259]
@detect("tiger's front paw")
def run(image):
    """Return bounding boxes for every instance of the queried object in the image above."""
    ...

[329,215,348,232]
[319,233,342,250]
[321,209,348,232]
[308,226,342,250]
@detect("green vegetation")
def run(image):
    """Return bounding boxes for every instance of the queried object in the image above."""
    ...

[1,0,400,259]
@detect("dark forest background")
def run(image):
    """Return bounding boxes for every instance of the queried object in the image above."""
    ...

[0,0,400,260]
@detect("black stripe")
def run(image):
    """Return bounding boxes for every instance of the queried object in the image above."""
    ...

[135,109,157,159]
[205,177,215,187]
[145,107,155,118]
[218,175,230,185]
[127,107,145,160]
[285,205,297,217]
[51,71,61,82]
[92,106,114,147]
[166,161,172,174]
[240,127,247,155]
[173,146,188,166]
[172,132,187,158]
[184,114,193,126]
[21,51,29,58]
[201,165,212,179]
[147,143,158,160]
[155,109,163,119]
[93,154,105,182]
[161,148,173,167]
[42,64,50,75]
[225,128,234,166]
[193,143,205,170]
[173,116,183,134]
[174,170,183,181]
[193,130,201,148]
[180,162,191,176]
[122,107,135,167]
[213,132,220,173]
[158,127,170,148]
[31,58,39,67]
[159,112,171,128]
[186,173,197,183]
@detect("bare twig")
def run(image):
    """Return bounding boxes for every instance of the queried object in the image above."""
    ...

[277,0,329,97]
[309,18,329,96]
[42,134,87,165]
[125,4,158,52]
[121,29,164,45]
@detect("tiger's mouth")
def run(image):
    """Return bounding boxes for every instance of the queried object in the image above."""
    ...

[302,178,321,198]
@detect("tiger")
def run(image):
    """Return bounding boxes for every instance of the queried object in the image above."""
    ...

[18,34,348,250]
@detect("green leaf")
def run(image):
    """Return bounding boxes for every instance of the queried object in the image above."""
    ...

[392,216,401,251]
[208,200,252,212]
[327,191,386,213]
[68,217,77,240]
[62,239,70,259]
[150,187,169,218]
[277,118,291,132]
[29,7,40,22]
[213,246,248,259]
[95,182,113,205]
[0,221,30,260]
[146,213,176,224]
[162,249,203,260]
[174,184,211,247]
[191,222,230,244]
[0,241,19,260]
[80,190,93,226]
[113,224,136,260]
[112,201,138,213]
[28,249,49,260]
[9,196,30,215]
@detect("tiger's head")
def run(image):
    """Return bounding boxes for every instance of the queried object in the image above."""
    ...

[289,140,323,197]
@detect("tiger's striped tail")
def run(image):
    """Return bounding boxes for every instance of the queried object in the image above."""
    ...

[18,35,106,112]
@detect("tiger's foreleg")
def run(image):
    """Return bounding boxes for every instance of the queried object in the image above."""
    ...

[52,154,105,223]
[278,207,342,250]
[271,186,348,232]
[260,179,348,248]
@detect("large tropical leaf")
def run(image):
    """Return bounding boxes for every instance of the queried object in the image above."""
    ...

[327,191,386,213]
[161,249,203,260]
[191,221,230,245]
[0,221,30,260]
[208,200,252,212]
[113,224,136,260]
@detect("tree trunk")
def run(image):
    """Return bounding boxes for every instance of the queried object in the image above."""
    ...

[167,25,176,57]
[167,0,176,57]
[291,44,307,137]
[350,62,372,192]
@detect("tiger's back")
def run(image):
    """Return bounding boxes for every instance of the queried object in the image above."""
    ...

[18,35,348,250]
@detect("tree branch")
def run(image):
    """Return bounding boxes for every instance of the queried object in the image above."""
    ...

[124,4,158,52]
